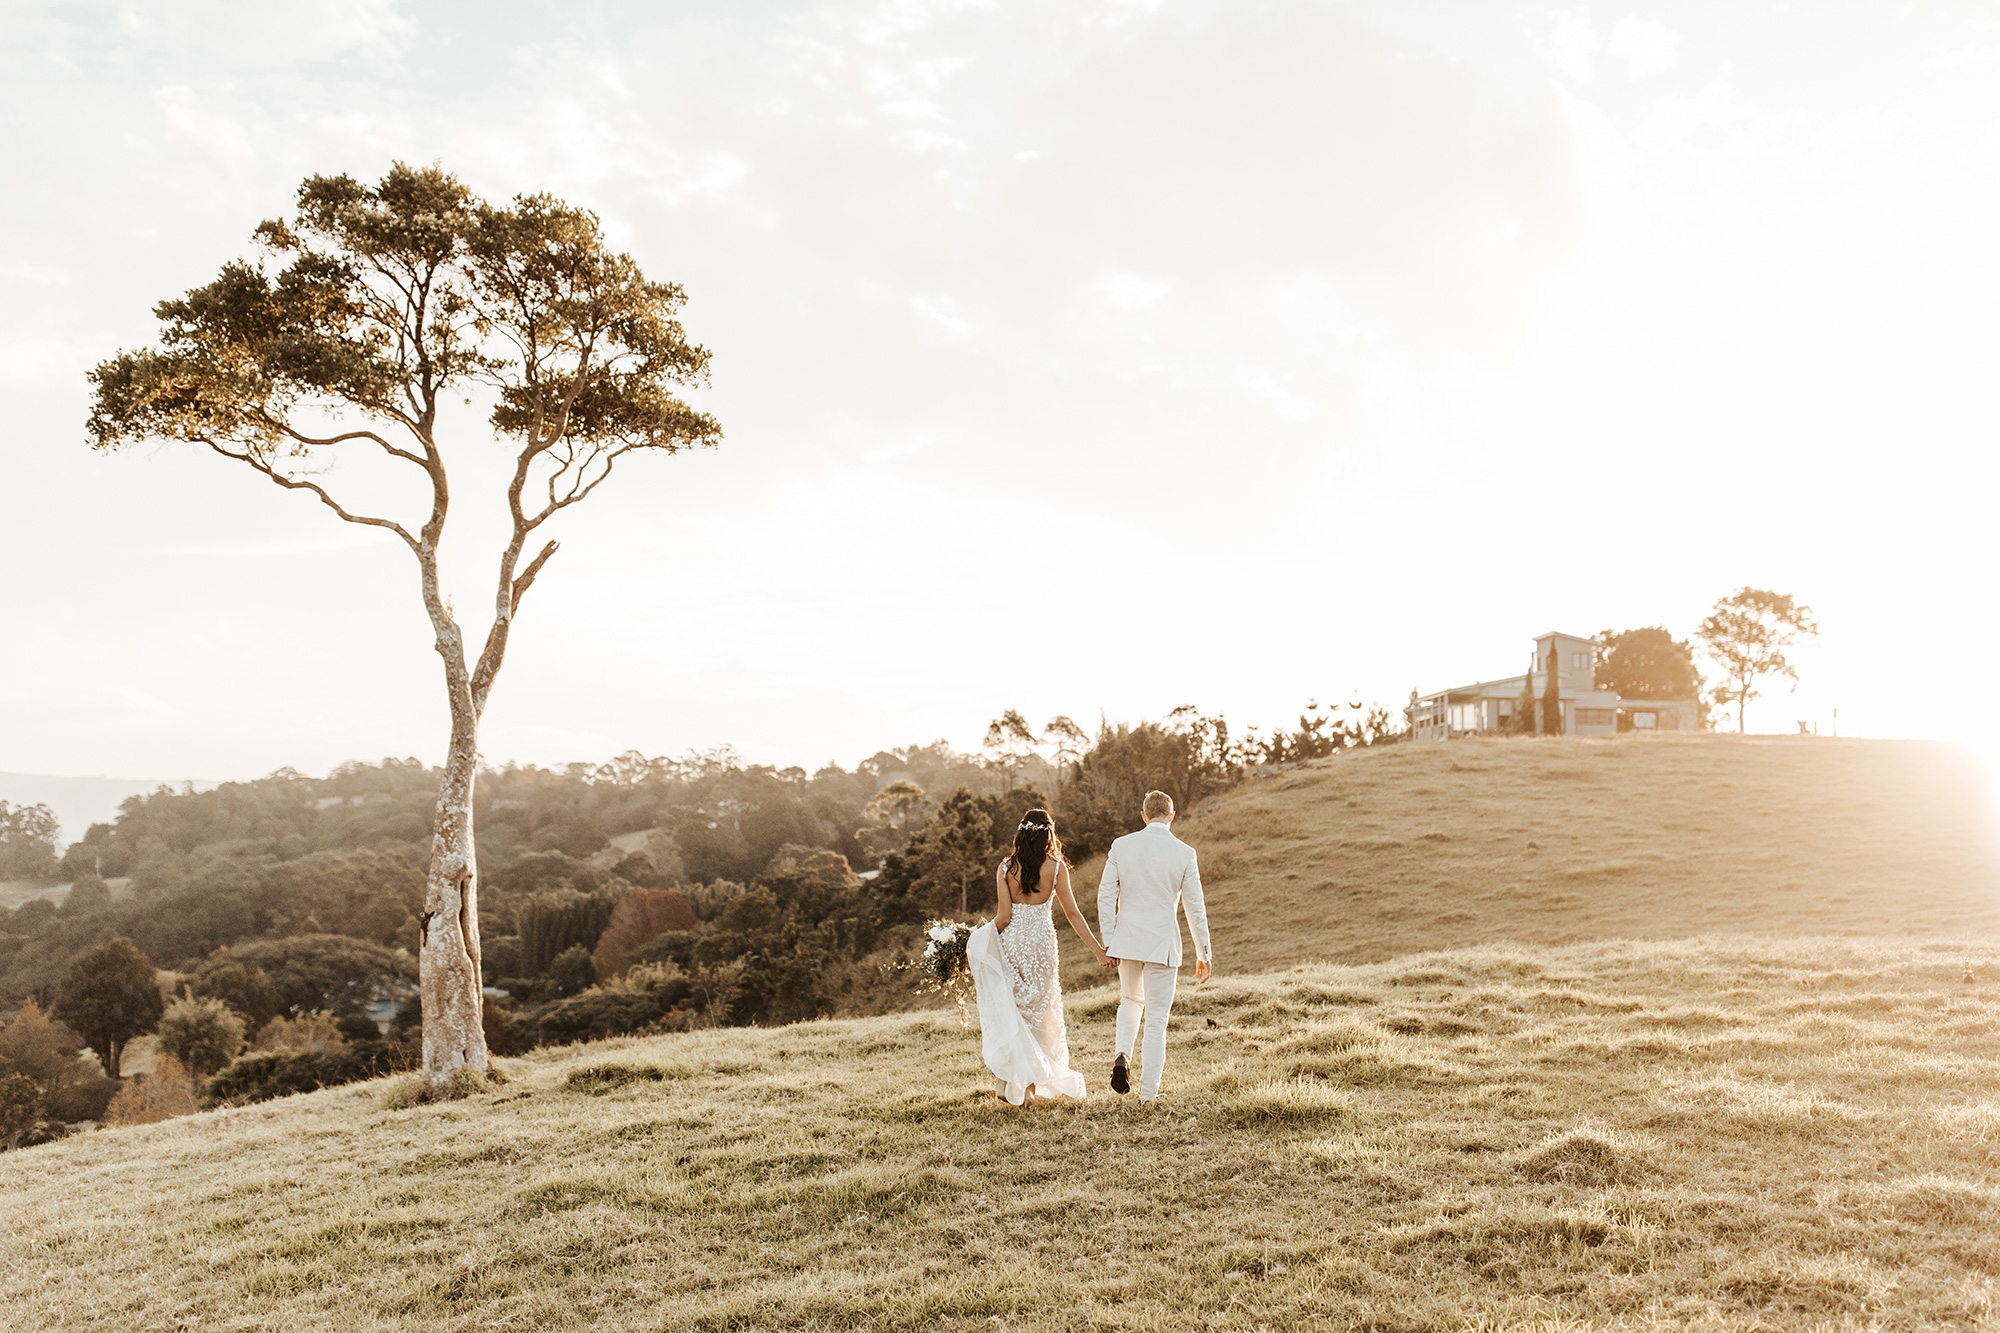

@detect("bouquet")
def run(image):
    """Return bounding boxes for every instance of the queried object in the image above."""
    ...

[920,919,973,987]
[902,918,976,1023]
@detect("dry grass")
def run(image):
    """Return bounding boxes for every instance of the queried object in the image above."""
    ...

[1056,735,2000,984]
[8,936,2000,1330]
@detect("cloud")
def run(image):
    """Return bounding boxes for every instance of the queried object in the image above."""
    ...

[1537,8,1598,83]
[1608,16,1680,79]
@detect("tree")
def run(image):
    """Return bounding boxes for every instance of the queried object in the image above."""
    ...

[1696,588,1820,733]
[0,1073,39,1149]
[53,938,165,1079]
[185,963,283,1030]
[157,995,247,1077]
[201,935,413,1020]
[1595,627,1703,702]
[982,710,1041,785]
[87,164,721,1093]
[60,874,113,916]
[1541,643,1563,737]
[516,890,619,978]
[1514,666,1539,736]
[591,888,700,980]
[913,790,996,917]
[102,1054,199,1127]
[1044,715,1088,791]
[0,1000,114,1122]
[0,802,60,880]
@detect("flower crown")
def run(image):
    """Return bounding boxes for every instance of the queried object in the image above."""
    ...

[1018,816,1050,831]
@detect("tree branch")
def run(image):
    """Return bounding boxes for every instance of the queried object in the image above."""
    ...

[510,540,559,612]
[201,438,419,552]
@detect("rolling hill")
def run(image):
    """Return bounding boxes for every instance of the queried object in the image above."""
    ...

[1053,735,2000,987]
[7,734,2000,1329]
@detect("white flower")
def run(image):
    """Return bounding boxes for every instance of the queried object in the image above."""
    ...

[928,924,957,944]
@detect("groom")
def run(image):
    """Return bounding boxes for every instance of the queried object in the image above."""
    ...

[1097,790,1212,1102]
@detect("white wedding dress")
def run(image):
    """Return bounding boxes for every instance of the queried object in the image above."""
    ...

[968,896,1087,1104]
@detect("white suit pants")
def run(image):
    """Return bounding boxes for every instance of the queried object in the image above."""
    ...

[1115,959,1179,1099]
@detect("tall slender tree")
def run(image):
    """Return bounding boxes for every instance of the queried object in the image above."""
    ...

[86,165,721,1094]
[1515,659,1540,736]
[1541,643,1563,737]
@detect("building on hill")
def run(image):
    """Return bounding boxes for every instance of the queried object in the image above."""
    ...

[1412,631,1699,741]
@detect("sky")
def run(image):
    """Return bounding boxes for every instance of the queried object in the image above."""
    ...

[4,0,1998,819]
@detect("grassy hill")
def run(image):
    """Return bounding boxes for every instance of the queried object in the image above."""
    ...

[1052,735,2000,986]
[7,936,2000,1330]
[8,735,2000,1329]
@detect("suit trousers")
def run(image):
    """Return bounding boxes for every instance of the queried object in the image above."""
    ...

[1114,958,1179,1099]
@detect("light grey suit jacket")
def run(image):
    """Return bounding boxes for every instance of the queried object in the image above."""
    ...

[1098,821,1211,967]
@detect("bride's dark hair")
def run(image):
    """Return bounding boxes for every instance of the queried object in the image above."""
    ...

[1006,808,1066,895]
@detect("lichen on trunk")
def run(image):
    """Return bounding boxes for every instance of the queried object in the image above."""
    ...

[420,730,487,1087]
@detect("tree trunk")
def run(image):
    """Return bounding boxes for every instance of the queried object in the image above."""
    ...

[420,715,489,1091]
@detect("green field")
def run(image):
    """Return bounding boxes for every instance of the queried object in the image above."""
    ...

[6,735,2000,1330]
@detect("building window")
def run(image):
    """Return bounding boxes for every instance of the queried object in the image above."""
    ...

[1576,708,1615,726]
[1633,712,1656,730]
[1571,652,1587,671]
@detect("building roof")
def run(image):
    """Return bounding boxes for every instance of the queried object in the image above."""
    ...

[1532,630,1597,644]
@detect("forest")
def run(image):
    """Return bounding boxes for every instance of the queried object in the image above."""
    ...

[0,701,1394,1118]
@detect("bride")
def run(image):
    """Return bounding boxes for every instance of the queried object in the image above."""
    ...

[966,808,1112,1105]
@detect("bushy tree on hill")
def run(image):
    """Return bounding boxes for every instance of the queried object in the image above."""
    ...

[53,938,163,1079]
[1595,627,1703,703]
[88,163,724,1093]
[0,803,60,880]
[157,995,246,1077]
[197,936,411,1021]
[0,1000,115,1123]
[185,964,283,1031]
[1696,588,1819,733]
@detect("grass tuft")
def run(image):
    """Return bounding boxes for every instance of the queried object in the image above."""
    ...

[1224,1075,1356,1126]
[1516,1127,1648,1187]
[563,1062,684,1094]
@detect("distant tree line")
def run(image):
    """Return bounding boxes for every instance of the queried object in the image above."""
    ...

[0,695,1397,1139]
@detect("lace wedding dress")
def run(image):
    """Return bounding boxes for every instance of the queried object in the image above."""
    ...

[967,896,1087,1104]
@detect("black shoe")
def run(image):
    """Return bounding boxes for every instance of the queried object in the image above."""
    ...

[1110,1053,1130,1095]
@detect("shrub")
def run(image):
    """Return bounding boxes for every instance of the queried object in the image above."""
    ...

[254,1013,349,1054]
[103,1054,199,1126]
[626,930,701,973]
[545,945,596,1000]
[536,963,693,1046]
[157,995,246,1077]
[206,1038,416,1106]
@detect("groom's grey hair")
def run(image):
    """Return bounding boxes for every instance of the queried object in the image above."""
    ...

[1142,790,1174,820]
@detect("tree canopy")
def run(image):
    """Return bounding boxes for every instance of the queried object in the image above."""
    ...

[53,938,164,1078]
[1595,627,1704,702]
[1696,589,1819,733]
